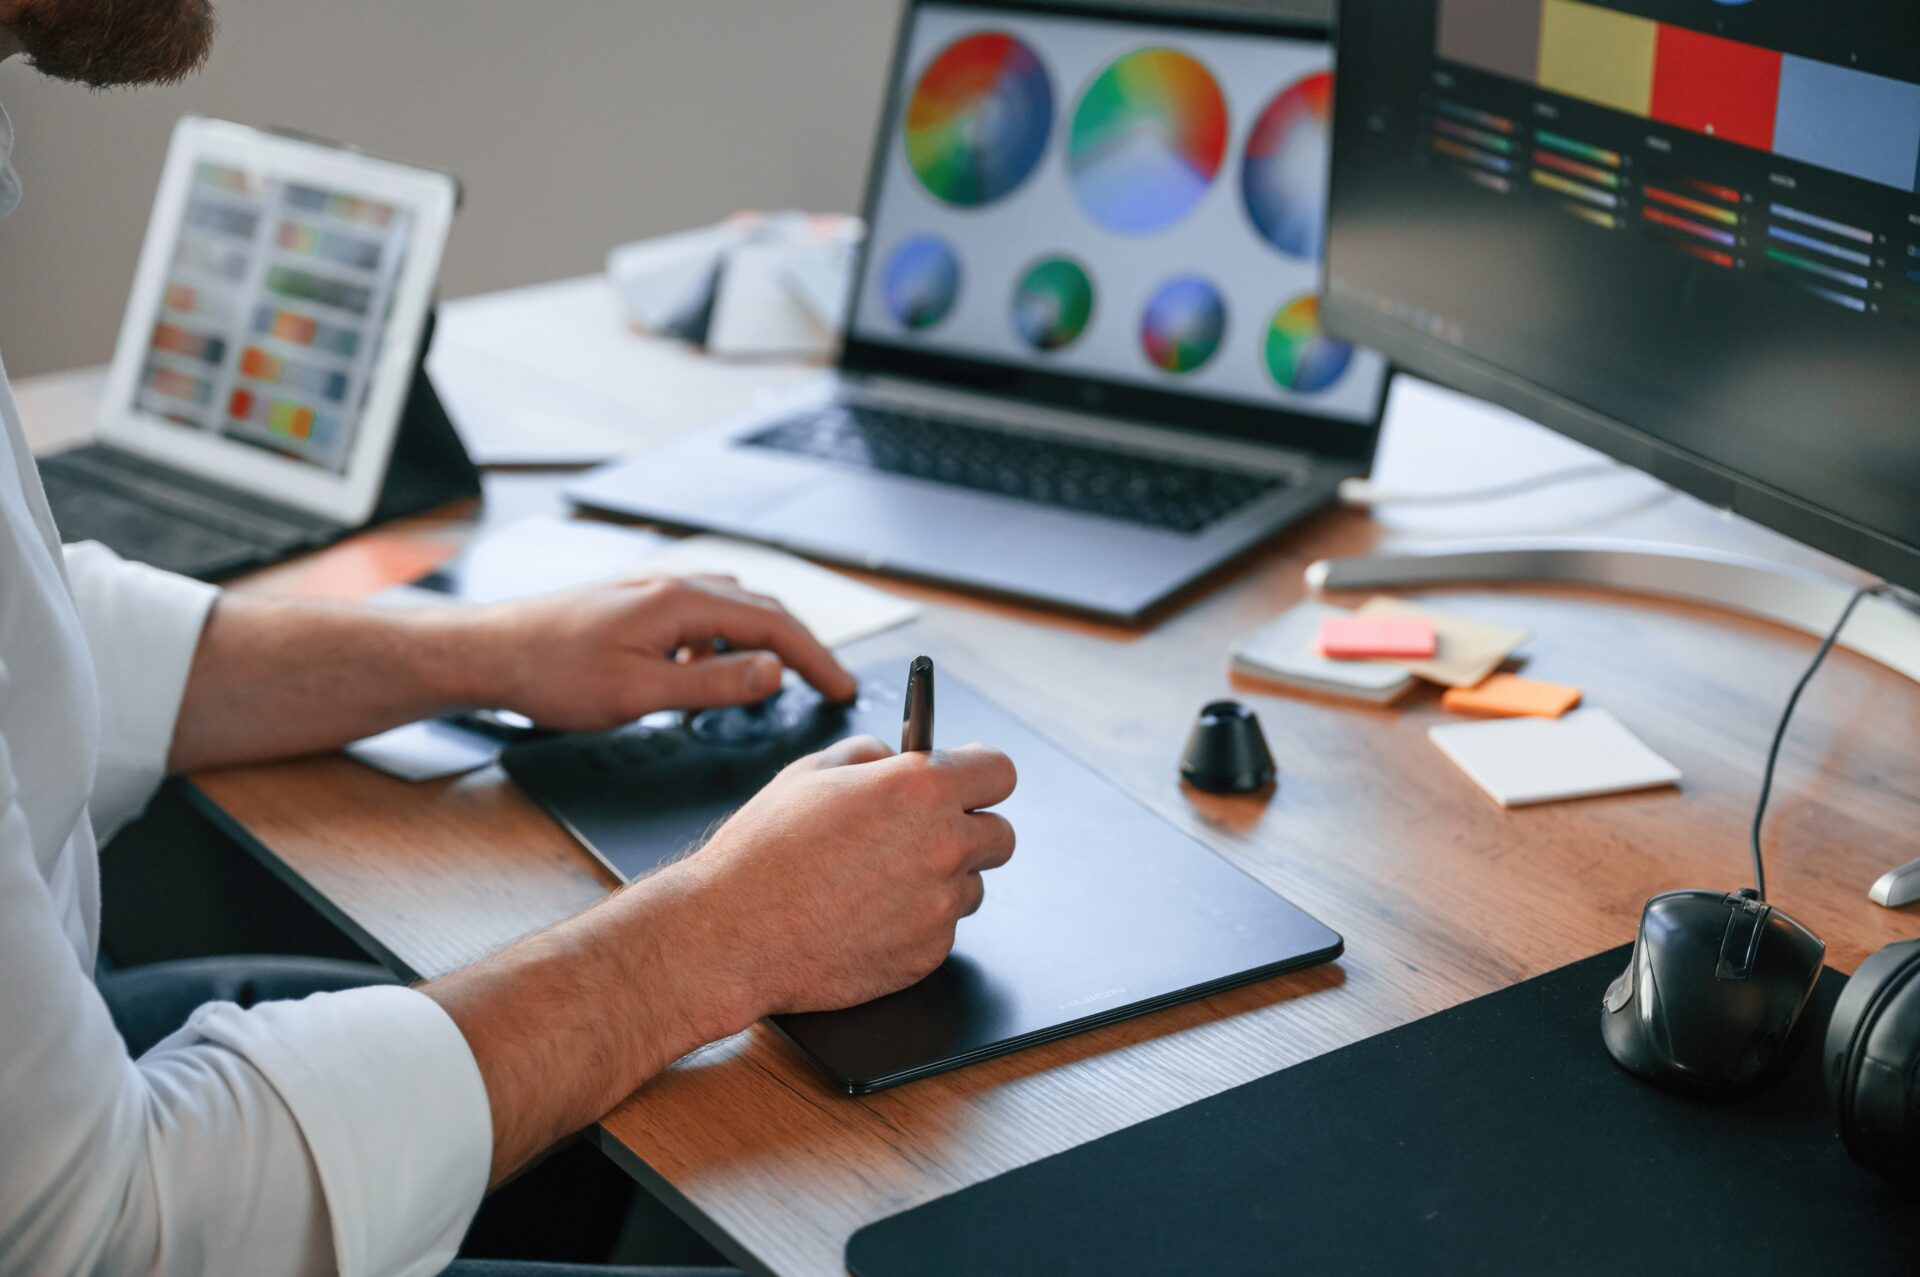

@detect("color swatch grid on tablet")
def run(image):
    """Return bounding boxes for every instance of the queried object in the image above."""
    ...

[134,162,415,472]
[1429,0,1920,322]
[852,4,1389,423]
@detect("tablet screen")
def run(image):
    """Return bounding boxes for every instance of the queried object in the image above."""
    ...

[135,160,417,475]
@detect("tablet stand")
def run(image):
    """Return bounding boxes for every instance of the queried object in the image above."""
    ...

[368,306,481,526]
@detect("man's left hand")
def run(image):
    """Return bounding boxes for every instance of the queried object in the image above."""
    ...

[463,574,857,732]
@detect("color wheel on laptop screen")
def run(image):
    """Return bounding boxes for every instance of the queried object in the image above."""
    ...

[1243,70,1333,261]
[1068,48,1229,235]
[1264,294,1352,393]
[1012,257,1095,351]
[1141,275,1226,373]
[904,30,1055,207]
[882,235,962,330]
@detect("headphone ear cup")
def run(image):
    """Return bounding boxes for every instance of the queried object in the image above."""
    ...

[1828,940,1920,1181]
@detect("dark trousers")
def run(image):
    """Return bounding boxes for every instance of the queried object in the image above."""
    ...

[98,956,739,1277]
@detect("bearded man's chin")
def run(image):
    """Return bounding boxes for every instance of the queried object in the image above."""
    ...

[13,0,216,88]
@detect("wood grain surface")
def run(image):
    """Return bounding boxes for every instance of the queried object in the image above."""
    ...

[189,464,1920,1276]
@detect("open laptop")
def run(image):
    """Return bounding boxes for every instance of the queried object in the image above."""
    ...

[39,118,458,580]
[569,0,1390,623]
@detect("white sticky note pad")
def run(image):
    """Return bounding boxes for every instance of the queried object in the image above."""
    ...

[1428,708,1681,807]
[346,720,501,783]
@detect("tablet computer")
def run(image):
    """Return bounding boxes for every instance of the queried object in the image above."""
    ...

[95,117,457,524]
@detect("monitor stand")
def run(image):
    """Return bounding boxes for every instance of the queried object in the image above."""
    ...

[1307,538,1920,907]
[1307,536,1920,685]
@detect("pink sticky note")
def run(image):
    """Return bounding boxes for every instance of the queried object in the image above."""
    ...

[1317,614,1437,660]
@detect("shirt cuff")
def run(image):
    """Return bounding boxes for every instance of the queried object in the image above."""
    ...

[184,985,494,1277]
[61,542,219,836]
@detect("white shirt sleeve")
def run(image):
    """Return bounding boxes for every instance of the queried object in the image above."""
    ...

[0,547,498,1276]
[60,541,219,841]
[0,712,495,1275]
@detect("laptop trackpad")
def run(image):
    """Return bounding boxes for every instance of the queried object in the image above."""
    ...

[755,476,1038,566]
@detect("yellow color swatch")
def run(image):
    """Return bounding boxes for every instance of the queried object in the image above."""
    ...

[1537,0,1657,117]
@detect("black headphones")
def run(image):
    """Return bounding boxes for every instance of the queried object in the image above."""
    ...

[1825,938,1920,1182]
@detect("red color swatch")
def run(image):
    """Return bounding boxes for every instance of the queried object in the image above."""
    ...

[1650,25,1782,152]
[1317,615,1437,661]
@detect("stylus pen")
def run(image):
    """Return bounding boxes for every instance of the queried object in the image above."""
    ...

[901,656,935,754]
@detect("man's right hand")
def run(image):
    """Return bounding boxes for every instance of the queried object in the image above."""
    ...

[657,735,1018,1037]
[424,731,1015,1187]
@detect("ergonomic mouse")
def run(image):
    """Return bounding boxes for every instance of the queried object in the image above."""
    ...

[1601,888,1826,1095]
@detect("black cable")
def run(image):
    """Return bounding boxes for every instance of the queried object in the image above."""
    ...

[1749,585,1879,900]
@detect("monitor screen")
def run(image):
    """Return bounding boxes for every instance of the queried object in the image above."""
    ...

[1324,0,1920,588]
[134,160,418,474]
[846,1,1389,445]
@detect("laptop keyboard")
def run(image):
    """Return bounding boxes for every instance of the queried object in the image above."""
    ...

[37,449,324,579]
[741,405,1288,534]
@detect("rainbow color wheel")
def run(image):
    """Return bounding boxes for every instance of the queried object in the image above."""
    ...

[882,235,961,331]
[1012,257,1094,351]
[1068,48,1228,235]
[1140,276,1226,374]
[904,31,1054,207]
[1243,71,1334,260]
[1264,295,1352,393]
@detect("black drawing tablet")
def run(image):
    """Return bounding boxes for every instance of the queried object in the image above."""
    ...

[502,662,1341,1092]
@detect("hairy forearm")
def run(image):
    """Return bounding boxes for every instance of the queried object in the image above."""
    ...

[420,864,749,1186]
[168,594,498,772]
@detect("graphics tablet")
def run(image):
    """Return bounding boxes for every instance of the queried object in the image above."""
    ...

[502,662,1342,1093]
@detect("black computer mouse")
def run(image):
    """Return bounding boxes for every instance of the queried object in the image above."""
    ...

[1601,888,1826,1096]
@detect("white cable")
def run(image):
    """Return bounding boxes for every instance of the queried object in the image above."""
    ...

[1338,462,1629,510]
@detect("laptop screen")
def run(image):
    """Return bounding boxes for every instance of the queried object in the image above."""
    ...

[134,162,419,475]
[845,1,1389,441]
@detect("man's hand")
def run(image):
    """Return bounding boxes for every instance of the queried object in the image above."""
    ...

[470,574,858,732]
[169,573,858,771]
[423,734,1018,1185]
[657,735,1019,1031]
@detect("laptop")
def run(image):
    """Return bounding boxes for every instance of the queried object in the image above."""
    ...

[39,117,458,580]
[569,0,1390,623]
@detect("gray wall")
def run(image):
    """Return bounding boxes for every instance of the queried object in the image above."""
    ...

[0,0,901,377]
[0,0,1323,378]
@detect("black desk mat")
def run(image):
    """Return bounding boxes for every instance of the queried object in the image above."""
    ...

[848,948,1917,1276]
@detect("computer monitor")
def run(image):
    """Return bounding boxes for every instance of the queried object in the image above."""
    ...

[1322,0,1920,592]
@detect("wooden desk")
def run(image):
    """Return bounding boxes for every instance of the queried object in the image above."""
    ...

[23,363,1919,1276]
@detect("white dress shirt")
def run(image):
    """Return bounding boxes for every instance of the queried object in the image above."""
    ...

[0,106,493,1277]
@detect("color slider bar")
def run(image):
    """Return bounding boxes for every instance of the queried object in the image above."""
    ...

[1532,168,1616,209]
[1764,247,1868,290]
[1644,186,1737,226]
[1767,225,1871,268]
[1432,135,1512,173]
[1642,205,1735,246]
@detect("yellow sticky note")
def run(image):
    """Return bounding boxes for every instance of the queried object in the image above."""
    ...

[1354,597,1530,688]
[1442,674,1583,719]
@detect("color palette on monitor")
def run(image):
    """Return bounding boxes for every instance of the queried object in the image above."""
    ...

[1141,276,1226,373]
[904,30,1054,207]
[1264,295,1353,394]
[882,235,962,331]
[1068,48,1228,235]
[1012,257,1095,351]
[1243,71,1335,260]
[1435,0,1920,194]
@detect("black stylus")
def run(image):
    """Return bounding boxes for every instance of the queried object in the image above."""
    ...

[901,656,935,753]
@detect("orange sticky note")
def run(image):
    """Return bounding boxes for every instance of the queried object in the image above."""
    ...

[1317,614,1437,660]
[1442,673,1583,719]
